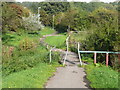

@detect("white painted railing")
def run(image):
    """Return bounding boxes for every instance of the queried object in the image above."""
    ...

[63,35,70,65]
[77,42,120,66]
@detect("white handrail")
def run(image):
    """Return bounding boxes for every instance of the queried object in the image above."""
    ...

[78,42,82,66]
[49,46,56,63]
[63,35,70,65]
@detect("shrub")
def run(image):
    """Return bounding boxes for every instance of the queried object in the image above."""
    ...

[19,37,37,50]
[2,45,48,76]
[22,13,44,32]
[2,44,62,77]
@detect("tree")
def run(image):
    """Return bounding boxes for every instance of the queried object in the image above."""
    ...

[22,13,44,32]
[81,7,119,67]
[2,2,20,33]
[2,2,30,33]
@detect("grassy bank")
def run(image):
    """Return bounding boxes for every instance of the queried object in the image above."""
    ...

[2,63,61,88]
[2,31,41,47]
[2,27,62,88]
[44,35,67,49]
[85,64,119,88]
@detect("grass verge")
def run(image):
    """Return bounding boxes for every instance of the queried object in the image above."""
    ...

[85,64,119,88]
[2,63,61,88]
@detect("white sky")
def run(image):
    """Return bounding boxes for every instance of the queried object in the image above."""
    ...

[15,0,117,3]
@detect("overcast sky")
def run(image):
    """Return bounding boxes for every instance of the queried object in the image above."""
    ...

[15,0,117,3]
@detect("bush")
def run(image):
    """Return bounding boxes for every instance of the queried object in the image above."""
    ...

[2,46,48,76]
[2,44,62,77]
[50,52,62,64]
[19,37,37,50]
[22,13,44,32]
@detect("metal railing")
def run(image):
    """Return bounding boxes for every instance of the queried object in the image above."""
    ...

[63,35,70,65]
[77,42,120,66]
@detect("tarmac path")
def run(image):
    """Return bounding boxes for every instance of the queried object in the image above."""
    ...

[45,51,90,88]
[40,33,90,88]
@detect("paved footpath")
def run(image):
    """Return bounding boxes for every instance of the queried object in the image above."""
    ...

[45,51,91,88]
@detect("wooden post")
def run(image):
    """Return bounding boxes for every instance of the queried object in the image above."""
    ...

[106,53,109,66]
[94,52,97,64]
[78,42,82,66]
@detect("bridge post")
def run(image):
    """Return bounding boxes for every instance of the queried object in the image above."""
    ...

[94,52,97,64]
[106,53,109,66]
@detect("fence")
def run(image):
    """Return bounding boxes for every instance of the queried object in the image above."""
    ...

[77,42,120,66]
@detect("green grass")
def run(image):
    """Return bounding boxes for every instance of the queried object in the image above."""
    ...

[44,35,67,49]
[2,31,41,47]
[81,55,93,64]
[2,63,61,88]
[2,28,62,88]
[40,27,56,35]
[2,45,49,76]
[85,64,119,88]
[2,30,62,76]
[2,32,24,47]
